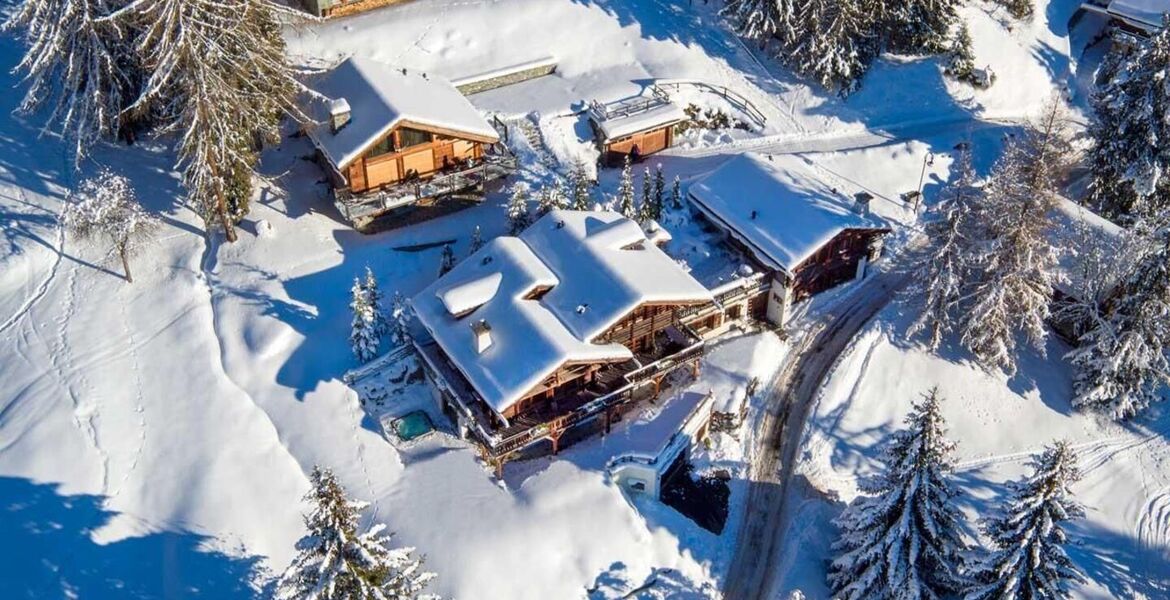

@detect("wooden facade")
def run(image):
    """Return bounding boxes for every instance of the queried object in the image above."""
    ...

[788,228,887,300]
[499,301,703,421]
[599,124,676,167]
[334,122,492,195]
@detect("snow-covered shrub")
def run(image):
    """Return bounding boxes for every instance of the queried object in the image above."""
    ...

[61,169,159,284]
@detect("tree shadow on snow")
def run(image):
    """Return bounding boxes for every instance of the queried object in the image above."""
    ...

[1071,519,1170,598]
[0,476,270,599]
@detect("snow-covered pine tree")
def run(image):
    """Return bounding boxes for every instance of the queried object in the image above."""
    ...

[570,158,594,210]
[61,169,159,283]
[965,441,1085,600]
[617,157,638,220]
[5,0,137,161]
[468,225,485,255]
[349,278,380,363]
[362,266,388,336]
[507,182,531,234]
[883,0,958,55]
[130,0,301,242]
[828,387,969,599]
[1088,16,1170,223]
[792,0,879,95]
[536,180,567,217]
[639,167,654,224]
[653,164,666,220]
[390,291,412,347]
[908,148,979,349]
[959,100,1069,373]
[722,0,798,46]
[1066,220,1170,419]
[999,0,1034,20]
[671,175,683,209]
[277,466,436,600]
[945,23,978,85]
[438,243,456,277]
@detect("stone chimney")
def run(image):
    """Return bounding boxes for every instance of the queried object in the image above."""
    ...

[329,97,351,134]
[852,192,873,216]
[471,319,493,354]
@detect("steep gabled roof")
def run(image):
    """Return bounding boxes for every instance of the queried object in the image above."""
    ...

[412,211,712,420]
[305,57,499,170]
[688,153,886,274]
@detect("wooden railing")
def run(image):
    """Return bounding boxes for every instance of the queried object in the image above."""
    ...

[588,85,673,123]
[652,79,768,128]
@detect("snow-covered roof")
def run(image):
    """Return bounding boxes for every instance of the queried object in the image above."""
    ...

[1049,197,1126,297]
[591,100,687,140]
[1105,0,1169,29]
[688,153,886,274]
[413,211,712,419]
[305,57,499,169]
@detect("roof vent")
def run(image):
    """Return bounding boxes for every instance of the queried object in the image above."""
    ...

[750,210,758,220]
[576,303,589,315]
[329,98,351,134]
[401,68,408,75]
[556,220,566,229]
[471,319,493,354]
[853,192,874,216]
[481,255,493,266]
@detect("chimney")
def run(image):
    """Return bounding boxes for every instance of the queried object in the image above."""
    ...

[329,98,351,134]
[471,319,492,354]
[852,192,873,216]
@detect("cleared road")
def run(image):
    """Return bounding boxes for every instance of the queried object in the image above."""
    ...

[723,266,912,600]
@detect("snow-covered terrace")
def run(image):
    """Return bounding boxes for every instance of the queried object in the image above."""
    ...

[412,211,712,424]
[687,153,885,276]
[588,87,688,141]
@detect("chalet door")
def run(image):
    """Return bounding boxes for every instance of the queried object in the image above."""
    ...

[641,128,668,154]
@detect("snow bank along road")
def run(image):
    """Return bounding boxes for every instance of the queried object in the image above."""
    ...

[723,267,913,600]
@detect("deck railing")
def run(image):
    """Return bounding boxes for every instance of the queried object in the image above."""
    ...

[588,85,673,123]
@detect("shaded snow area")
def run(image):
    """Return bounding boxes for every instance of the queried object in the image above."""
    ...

[780,299,1170,599]
[0,0,1117,597]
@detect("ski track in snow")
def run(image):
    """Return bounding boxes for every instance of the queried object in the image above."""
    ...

[1136,488,1170,574]
[346,391,382,527]
[0,185,67,336]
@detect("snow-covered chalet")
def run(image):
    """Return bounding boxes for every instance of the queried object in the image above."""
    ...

[302,57,514,231]
[411,211,738,473]
[588,87,688,167]
[689,153,891,325]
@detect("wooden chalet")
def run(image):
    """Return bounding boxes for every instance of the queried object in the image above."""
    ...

[301,0,415,18]
[1079,0,1169,37]
[588,87,687,167]
[689,153,890,325]
[303,57,514,231]
[412,211,715,470]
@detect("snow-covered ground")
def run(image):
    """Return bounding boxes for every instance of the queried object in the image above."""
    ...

[781,297,1170,598]
[0,0,1137,597]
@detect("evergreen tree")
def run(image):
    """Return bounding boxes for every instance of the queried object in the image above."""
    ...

[653,165,666,220]
[507,182,531,234]
[1088,17,1170,223]
[959,101,1069,374]
[828,388,969,599]
[349,278,380,363]
[945,23,978,85]
[671,175,683,210]
[390,291,411,347]
[722,0,798,46]
[61,169,159,283]
[468,225,485,255]
[792,0,879,95]
[4,0,137,161]
[999,0,1034,20]
[569,158,594,211]
[1067,221,1170,419]
[883,0,958,55]
[130,0,300,242]
[616,157,638,220]
[362,266,388,336]
[437,243,456,277]
[908,149,979,349]
[965,442,1085,600]
[536,180,566,217]
[277,466,436,600]
[639,167,654,224]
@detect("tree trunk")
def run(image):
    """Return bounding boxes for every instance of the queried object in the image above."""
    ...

[119,242,133,283]
[207,156,238,243]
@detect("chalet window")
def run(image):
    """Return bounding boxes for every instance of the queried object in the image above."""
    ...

[366,136,394,159]
[398,127,432,149]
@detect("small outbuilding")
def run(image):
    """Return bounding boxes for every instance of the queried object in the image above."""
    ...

[301,0,414,18]
[302,57,514,231]
[1080,0,1170,36]
[589,87,687,167]
[688,153,891,325]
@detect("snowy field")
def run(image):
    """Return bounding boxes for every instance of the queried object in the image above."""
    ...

[782,298,1170,598]
[0,0,1135,597]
